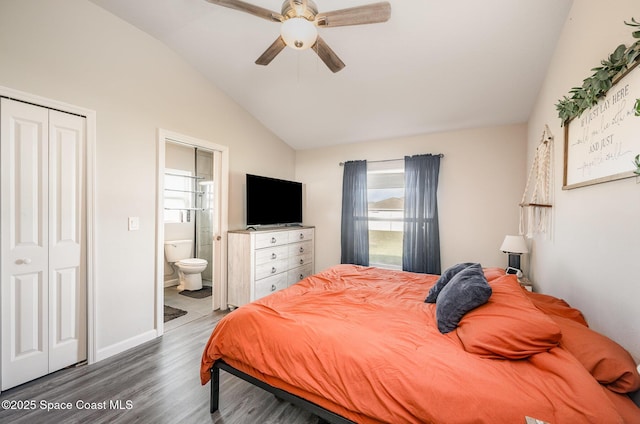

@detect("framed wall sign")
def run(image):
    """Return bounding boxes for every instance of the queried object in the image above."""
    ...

[563,63,640,189]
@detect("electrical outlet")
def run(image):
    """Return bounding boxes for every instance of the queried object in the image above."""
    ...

[128,216,140,231]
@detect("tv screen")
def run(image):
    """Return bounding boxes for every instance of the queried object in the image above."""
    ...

[246,174,303,226]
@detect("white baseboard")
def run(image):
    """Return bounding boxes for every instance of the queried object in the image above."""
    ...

[164,278,179,288]
[95,329,158,362]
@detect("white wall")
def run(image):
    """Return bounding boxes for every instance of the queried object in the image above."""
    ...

[296,124,527,273]
[527,0,640,360]
[0,0,295,356]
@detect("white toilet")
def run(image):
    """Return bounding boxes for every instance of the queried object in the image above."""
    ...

[164,239,207,291]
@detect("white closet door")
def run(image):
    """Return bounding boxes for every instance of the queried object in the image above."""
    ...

[48,110,86,371]
[1,99,86,390]
[1,98,50,390]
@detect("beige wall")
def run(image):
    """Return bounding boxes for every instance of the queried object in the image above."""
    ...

[296,124,527,273]
[0,0,295,355]
[527,0,640,360]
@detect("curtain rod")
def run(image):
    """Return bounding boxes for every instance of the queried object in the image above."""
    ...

[338,154,444,166]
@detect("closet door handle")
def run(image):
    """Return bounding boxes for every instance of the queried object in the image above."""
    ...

[18,258,32,265]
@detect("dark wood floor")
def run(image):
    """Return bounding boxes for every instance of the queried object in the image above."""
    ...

[0,312,321,424]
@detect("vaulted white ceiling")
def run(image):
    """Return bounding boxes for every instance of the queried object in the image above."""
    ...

[89,0,573,150]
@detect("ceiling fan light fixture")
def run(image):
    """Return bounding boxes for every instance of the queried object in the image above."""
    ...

[280,17,317,50]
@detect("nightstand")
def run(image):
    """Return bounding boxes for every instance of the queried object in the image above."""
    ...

[518,277,533,292]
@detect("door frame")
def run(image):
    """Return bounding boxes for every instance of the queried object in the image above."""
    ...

[155,129,229,336]
[0,86,97,366]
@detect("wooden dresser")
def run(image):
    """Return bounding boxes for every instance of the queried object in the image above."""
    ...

[227,226,314,308]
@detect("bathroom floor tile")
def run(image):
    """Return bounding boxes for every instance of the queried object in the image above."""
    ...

[164,282,215,332]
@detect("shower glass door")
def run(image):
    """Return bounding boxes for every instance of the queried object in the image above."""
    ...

[195,148,221,309]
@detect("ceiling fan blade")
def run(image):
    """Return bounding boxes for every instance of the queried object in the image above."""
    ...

[313,37,345,73]
[205,0,283,22]
[315,2,391,27]
[255,37,287,66]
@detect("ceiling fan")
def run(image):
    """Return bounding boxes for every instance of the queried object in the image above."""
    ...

[205,0,392,73]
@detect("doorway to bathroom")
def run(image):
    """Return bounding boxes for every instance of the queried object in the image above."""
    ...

[156,129,228,335]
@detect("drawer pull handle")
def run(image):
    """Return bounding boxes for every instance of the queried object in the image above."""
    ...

[271,253,277,259]
[299,233,304,239]
[299,274,304,279]
[18,258,32,265]
[271,237,276,244]
[271,267,277,274]
[299,247,304,253]
[271,284,277,292]
[299,259,304,265]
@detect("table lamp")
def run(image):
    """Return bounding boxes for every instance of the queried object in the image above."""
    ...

[500,235,528,275]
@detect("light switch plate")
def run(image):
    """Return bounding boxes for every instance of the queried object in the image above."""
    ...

[128,216,140,231]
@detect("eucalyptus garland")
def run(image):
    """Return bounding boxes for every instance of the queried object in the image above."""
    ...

[555,18,640,125]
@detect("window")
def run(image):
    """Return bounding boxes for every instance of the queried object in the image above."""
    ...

[342,155,440,272]
[367,161,404,269]
[164,168,195,223]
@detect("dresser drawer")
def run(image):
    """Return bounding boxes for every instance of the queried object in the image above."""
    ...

[288,264,314,286]
[255,273,288,300]
[288,252,313,269]
[255,259,288,280]
[255,231,289,249]
[255,245,288,265]
[288,228,314,243]
[288,241,313,257]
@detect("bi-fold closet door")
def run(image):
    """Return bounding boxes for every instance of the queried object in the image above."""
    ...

[0,98,87,390]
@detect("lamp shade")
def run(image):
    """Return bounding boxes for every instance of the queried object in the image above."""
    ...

[280,17,318,50]
[500,235,529,254]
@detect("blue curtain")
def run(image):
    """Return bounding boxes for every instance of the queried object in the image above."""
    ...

[341,160,369,266]
[403,154,441,274]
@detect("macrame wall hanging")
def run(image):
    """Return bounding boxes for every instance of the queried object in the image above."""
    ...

[519,125,554,238]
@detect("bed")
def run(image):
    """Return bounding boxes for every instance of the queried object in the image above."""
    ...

[201,264,640,423]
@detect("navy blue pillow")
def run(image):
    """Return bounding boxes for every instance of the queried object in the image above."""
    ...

[435,264,492,334]
[425,262,477,303]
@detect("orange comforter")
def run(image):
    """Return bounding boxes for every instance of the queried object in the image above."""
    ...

[201,265,637,423]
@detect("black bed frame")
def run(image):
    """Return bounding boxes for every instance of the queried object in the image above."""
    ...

[210,360,356,424]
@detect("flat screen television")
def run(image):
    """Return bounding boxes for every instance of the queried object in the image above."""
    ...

[246,174,303,226]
